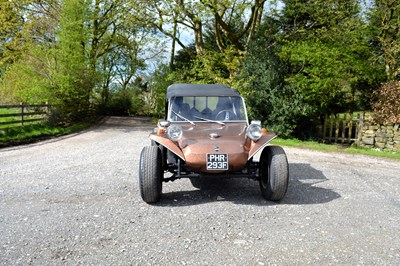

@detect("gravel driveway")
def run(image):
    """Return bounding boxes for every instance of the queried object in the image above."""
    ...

[1,116,399,265]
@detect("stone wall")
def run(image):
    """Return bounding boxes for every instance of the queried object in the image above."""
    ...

[358,123,400,151]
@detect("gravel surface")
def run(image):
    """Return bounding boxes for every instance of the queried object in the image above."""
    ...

[1,116,400,265]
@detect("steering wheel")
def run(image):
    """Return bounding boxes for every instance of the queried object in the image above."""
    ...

[215,110,236,121]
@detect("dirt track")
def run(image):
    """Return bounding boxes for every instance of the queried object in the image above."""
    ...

[1,116,399,265]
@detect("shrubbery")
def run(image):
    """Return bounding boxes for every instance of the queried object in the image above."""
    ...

[372,81,400,124]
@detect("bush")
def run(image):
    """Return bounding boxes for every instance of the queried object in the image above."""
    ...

[372,81,400,124]
[109,90,133,116]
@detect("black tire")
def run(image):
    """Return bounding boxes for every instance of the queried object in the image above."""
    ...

[139,146,163,203]
[189,178,202,189]
[259,146,289,201]
[150,141,168,170]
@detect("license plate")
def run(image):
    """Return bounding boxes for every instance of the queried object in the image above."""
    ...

[207,154,228,170]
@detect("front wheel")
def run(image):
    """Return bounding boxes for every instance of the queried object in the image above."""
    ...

[189,177,203,189]
[259,146,289,201]
[139,146,163,203]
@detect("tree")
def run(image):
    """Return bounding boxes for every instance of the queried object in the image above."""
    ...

[369,0,400,80]
[0,0,27,74]
[278,0,385,115]
[239,15,312,138]
[0,0,161,119]
[130,0,267,79]
[53,0,92,116]
[0,0,60,104]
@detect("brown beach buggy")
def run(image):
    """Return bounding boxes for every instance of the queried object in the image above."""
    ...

[138,84,289,203]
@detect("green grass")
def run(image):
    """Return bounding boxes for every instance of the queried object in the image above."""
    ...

[0,123,90,146]
[0,108,21,128]
[271,138,400,160]
[0,108,18,115]
[0,107,47,129]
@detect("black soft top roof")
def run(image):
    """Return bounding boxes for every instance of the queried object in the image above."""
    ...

[166,84,241,99]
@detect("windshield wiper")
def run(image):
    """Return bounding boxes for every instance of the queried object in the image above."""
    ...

[193,116,225,126]
[172,110,196,125]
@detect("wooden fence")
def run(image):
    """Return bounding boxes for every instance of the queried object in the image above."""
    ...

[0,103,49,129]
[322,112,364,145]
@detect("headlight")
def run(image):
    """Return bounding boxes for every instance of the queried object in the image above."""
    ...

[167,125,183,141]
[246,123,262,141]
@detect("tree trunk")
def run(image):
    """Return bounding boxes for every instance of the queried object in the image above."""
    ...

[194,21,204,55]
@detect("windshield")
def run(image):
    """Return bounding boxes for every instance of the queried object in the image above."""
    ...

[168,96,247,122]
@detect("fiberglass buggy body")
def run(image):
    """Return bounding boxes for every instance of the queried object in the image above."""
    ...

[139,84,289,203]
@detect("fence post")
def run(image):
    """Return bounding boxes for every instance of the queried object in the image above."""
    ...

[323,114,327,143]
[20,102,24,126]
[356,112,365,146]
[348,112,353,144]
[45,102,49,118]
[328,114,334,143]
[335,114,340,143]
[341,113,346,144]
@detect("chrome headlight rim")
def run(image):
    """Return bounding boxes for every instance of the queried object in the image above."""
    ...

[167,124,183,141]
[246,123,262,142]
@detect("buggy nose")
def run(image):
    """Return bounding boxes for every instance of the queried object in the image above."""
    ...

[181,141,249,173]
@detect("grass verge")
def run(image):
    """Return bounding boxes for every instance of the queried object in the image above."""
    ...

[271,138,400,160]
[0,123,90,147]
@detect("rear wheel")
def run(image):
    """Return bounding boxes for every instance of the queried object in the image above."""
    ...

[259,146,289,201]
[139,146,163,203]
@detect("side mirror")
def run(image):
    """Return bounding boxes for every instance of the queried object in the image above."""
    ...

[250,120,261,126]
[158,120,170,128]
